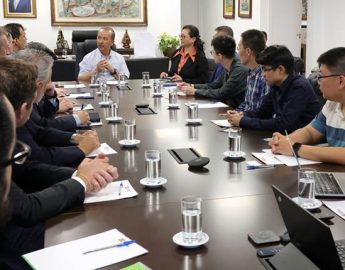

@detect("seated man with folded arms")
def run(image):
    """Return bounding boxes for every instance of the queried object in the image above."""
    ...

[12,49,100,166]
[233,29,269,112]
[26,42,89,131]
[0,92,118,269]
[180,35,248,108]
[270,47,345,165]
[227,45,321,133]
[78,26,129,82]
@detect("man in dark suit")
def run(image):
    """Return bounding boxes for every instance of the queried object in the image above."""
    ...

[9,0,31,13]
[14,48,99,166]
[0,58,118,269]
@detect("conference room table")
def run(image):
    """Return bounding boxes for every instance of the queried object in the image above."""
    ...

[46,80,345,269]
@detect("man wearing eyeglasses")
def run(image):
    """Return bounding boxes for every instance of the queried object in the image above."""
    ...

[0,65,118,267]
[270,47,345,165]
[227,45,321,133]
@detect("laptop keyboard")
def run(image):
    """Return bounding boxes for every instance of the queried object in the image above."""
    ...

[335,241,345,269]
[315,173,344,195]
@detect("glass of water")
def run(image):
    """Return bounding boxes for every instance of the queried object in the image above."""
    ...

[181,196,202,242]
[124,119,136,142]
[142,72,150,85]
[228,127,242,154]
[145,150,161,182]
[188,102,198,120]
[298,168,317,208]
[169,88,177,106]
[119,73,126,85]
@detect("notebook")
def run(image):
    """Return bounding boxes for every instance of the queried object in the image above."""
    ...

[272,185,345,270]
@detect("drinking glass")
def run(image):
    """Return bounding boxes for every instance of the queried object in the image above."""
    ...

[169,88,177,106]
[181,196,202,242]
[228,127,242,154]
[298,168,317,208]
[145,150,161,182]
[142,72,150,85]
[124,119,136,141]
[188,102,198,120]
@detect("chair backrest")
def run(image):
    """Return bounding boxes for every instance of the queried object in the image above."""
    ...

[71,30,98,54]
[126,57,169,79]
[293,56,305,75]
[308,71,326,106]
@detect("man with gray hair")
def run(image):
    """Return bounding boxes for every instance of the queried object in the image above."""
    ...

[0,27,12,57]
[78,26,129,82]
[26,42,90,131]
[14,48,100,166]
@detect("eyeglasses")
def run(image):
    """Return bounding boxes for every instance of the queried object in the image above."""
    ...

[179,34,189,39]
[316,74,343,83]
[262,67,275,72]
[0,140,31,168]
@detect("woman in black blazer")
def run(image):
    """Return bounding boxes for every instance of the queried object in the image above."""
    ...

[160,25,209,84]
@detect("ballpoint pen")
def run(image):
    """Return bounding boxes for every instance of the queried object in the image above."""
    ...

[82,240,135,255]
[118,182,124,196]
[247,165,276,170]
[284,130,301,169]
[81,103,84,110]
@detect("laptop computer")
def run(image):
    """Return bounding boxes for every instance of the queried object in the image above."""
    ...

[315,172,345,198]
[272,185,345,270]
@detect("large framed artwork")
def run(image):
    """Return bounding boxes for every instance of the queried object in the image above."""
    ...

[50,0,148,26]
[3,0,37,18]
[223,0,235,19]
[238,0,252,18]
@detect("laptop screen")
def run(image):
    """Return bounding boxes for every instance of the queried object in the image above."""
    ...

[272,185,343,270]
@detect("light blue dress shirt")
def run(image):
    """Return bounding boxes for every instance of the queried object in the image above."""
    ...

[79,48,130,81]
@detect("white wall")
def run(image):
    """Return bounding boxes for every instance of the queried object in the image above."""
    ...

[181,0,199,28]
[306,0,345,74]
[0,0,181,55]
[198,0,264,55]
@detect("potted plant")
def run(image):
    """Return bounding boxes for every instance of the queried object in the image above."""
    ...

[158,32,180,58]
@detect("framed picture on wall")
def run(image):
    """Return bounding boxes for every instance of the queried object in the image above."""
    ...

[223,0,235,19]
[50,0,147,26]
[3,0,37,18]
[238,0,252,18]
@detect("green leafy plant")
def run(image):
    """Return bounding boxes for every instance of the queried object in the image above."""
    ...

[158,32,180,56]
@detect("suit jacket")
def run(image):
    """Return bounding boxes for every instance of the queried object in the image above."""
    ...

[168,49,209,84]
[37,93,59,118]
[31,103,77,132]
[17,119,84,166]
[9,0,31,13]
[13,160,75,193]
[9,179,85,227]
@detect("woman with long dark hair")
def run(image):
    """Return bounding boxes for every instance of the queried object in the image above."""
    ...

[160,25,209,84]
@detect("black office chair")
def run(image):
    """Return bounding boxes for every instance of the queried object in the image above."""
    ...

[293,56,305,75]
[71,30,98,54]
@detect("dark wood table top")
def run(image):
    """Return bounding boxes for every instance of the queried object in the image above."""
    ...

[46,80,345,269]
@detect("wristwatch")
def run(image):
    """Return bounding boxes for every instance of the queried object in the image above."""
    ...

[292,142,302,157]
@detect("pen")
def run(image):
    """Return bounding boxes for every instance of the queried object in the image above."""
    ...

[81,104,84,110]
[118,182,124,196]
[247,165,276,170]
[284,130,301,169]
[82,240,135,255]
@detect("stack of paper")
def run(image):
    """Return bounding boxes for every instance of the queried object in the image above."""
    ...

[66,93,91,99]
[63,84,85,88]
[210,119,231,128]
[23,229,148,270]
[84,180,138,204]
[73,104,94,112]
[252,149,321,166]
[86,143,117,158]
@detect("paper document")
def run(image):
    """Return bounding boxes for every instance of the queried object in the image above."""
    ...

[323,200,345,220]
[73,104,94,111]
[89,121,103,127]
[63,84,85,88]
[86,143,117,158]
[210,119,231,128]
[107,80,119,85]
[84,180,138,204]
[185,102,228,109]
[67,93,91,99]
[252,149,321,166]
[22,229,148,270]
